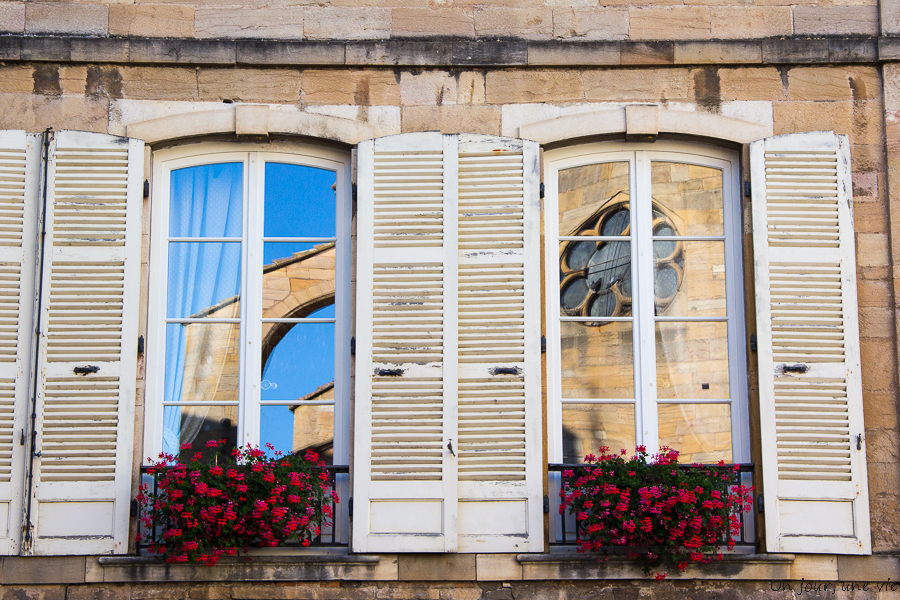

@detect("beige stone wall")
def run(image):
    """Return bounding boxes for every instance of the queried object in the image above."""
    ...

[0,1,880,40]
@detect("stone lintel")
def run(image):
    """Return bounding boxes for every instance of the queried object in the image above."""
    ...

[625,104,659,142]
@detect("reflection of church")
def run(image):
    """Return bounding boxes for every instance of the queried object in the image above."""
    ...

[175,243,336,458]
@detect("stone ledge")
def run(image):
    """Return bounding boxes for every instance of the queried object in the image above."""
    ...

[516,553,795,580]
[0,34,891,67]
[93,554,398,583]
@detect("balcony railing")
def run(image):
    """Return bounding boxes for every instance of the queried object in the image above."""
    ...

[137,464,350,551]
[547,463,757,549]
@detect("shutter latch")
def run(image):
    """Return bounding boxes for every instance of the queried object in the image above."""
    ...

[857,434,863,450]
[447,439,455,457]
[73,365,100,376]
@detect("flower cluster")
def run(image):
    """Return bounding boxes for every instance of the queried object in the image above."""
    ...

[559,446,753,579]
[136,441,337,565]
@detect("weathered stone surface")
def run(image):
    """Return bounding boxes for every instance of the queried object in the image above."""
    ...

[198,68,300,102]
[304,8,390,40]
[235,104,270,136]
[301,69,399,105]
[25,3,107,36]
[400,70,477,106]
[828,38,878,64]
[398,554,477,582]
[773,100,852,138]
[59,65,87,96]
[793,6,879,36]
[0,586,66,600]
[71,38,129,63]
[528,42,620,66]
[402,105,500,135]
[236,40,344,66]
[673,41,760,65]
[630,7,711,41]
[884,0,900,34]
[195,8,303,40]
[621,41,673,65]
[474,7,553,40]
[761,38,829,64]
[0,2,25,34]
[789,555,838,581]
[838,554,900,581]
[128,38,236,65]
[885,64,900,111]
[485,70,583,104]
[109,5,194,38]
[120,67,199,100]
[476,554,522,581]
[552,9,628,41]
[710,7,791,39]
[787,67,881,102]
[451,40,528,66]
[0,64,34,95]
[66,586,130,600]
[583,68,689,101]
[1,556,86,584]
[718,67,784,101]
[391,9,474,38]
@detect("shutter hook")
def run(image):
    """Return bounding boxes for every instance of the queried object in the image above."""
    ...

[447,439,455,457]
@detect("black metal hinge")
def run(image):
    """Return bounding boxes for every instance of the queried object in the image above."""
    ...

[350,336,355,355]
[539,182,545,198]
[541,335,546,353]
[749,334,757,352]
[143,180,150,198]
[744,181,751,197]
[543,495,550,514]
[352,183,357,202]
[348,496,353,517]
[137,335,145,354]
[757,494,765,513]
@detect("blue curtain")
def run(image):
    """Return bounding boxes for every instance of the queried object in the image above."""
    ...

[162,163,242,456]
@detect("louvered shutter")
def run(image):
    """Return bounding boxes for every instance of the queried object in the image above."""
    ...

[0,132,40,555]
[751,131,871,554]
[28,131,142,555]
[353,133,542,553]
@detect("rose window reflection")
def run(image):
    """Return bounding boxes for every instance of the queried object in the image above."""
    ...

[560,201,684,323]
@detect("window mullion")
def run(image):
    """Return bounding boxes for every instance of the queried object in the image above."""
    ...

[241,152,263,449]
[634,152,659,454]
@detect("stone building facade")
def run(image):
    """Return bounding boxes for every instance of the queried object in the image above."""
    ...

[0,0,898,598]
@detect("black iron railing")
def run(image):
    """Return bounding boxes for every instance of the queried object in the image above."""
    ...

[548,463,756,548]
[137,464,350,550]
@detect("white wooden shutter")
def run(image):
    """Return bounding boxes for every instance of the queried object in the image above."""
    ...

[28,131,142,555]
[0,132,40,555]
[353,133,542,553]
[751,131,871,554]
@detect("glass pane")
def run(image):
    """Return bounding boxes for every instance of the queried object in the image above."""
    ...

[263,242,335,319]
[559,241,632,319]
[656,321,729,400]
[558,162,630,236]
[261,404,334,465]
[654,240,726,317]
[264,163,337,238]
[561,321,634,399]
[167,242,241,319]
[261,323,335,402]
[163,404,238,462]
[561,403,635,463]
[164,323,241,403]
[658,403,732,464]
[169,162,243,238]
[651,162,724,237]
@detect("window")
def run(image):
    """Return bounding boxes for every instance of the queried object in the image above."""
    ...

[544,142,749,466]
[145,143,351,468]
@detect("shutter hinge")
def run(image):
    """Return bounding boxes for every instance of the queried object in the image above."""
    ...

[743,181,751,197]
[350,336,355,355]
[19,429,24,446]
[143,179,150,198]
[541,335,546,353]
[348,496,353,517]
[543,495,550,514]
[749,334,757,352]
[352,183,357,202]
[757,494,764,513]
[137,335,145,354]
[539,182,545,199]
[130,499,139,517]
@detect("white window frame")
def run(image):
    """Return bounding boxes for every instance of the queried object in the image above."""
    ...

[144,141,352,469]
[544,140,749,467]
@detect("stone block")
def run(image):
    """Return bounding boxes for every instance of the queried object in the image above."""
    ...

[485,70,583,104]
[625,104,659,140]
[458,72,485,105]
[199,68,300,102]
[71,38,129,63]
[719,68,784,101]
[828,39,877,64]
[787,67,881,102]
[857,279,890,309]
[66,586,130,600]
[838,555,900,581]
[0,64,34,95]
[474,7,553,40]
[551,9,628,41]
[236,104,270,136]
[790,555,838,581]
[195,8,303,40]
[109,5,193,38]
[793,6,879,36]
[0,36,20,60]
[857,233,891,268]
[301,69,399,105]
[60,66,88,96]
[402,105,500,135]
[884,0,900,34]
[621,41,674,65]
[0,586,66,600]
[304,8,390,40]
[674,41,760,65]
[762,38,829,64]
[346,40,452,66]
[860,338,896,390]
[711,7,791,39]
[885,64,900,111]
[400,71,459,106]
[773,101,851,137]
[129,38,236,65]
[584,68,690,102]
[120,67,199,101]
[25,3,107,36]
[0,2,24,34]
[86,66,124,100]
[527,42,620,66]
[476,554,522,581]
[452,40,528,66]
[859,306,893,339]
[398,555,476,582]
[630,7,711,41]
[392,9,474,38]
[1,556,86,584]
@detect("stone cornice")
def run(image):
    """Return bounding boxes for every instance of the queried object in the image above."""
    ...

[0,34,894,68]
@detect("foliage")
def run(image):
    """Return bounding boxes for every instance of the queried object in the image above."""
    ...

[136,441,336,565]
[559,446,753,579]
